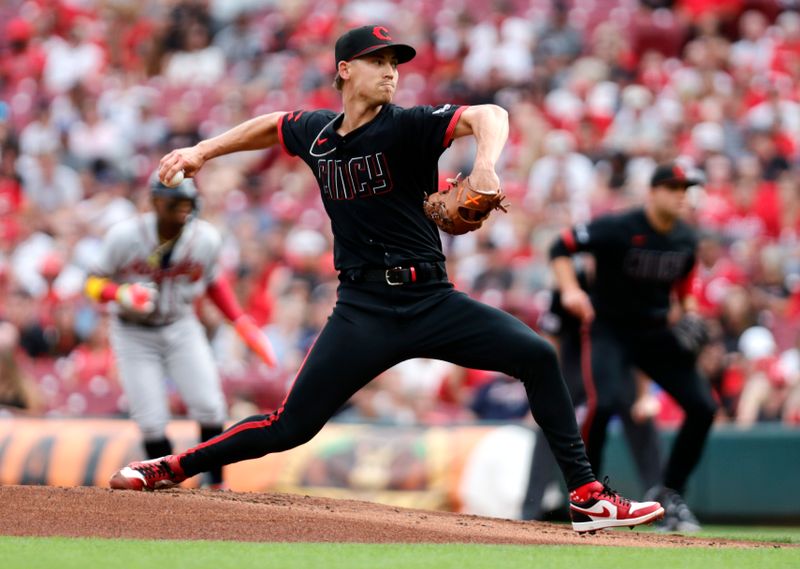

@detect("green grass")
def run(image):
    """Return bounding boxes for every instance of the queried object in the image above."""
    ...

[629,524,800,545]
[1,536,798,569]
[690,525,800,545]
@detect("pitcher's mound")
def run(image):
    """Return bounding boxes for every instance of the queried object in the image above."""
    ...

[0,485,783,548]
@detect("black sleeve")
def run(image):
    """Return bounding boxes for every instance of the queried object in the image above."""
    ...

[398,104,467,160]
[674,224,699,280]
[684,233,699,278]
[548,215,619,260]
[278,110,334,158]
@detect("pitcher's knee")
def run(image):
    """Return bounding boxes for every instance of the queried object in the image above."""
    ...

[517,332,554,362]
[530,336,561,371]
[513,335,561,384]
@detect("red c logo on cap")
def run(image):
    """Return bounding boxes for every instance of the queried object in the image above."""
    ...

[373,26,391,40]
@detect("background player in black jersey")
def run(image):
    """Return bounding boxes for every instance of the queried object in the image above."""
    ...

[108,24,664,533]
[548,163,719,532]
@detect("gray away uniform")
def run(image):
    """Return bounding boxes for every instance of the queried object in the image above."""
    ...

[92,212,227,442]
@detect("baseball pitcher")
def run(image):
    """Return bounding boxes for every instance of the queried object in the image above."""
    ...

[109,26,664,533]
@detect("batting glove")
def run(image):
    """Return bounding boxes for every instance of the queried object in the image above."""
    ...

[116,282,158,315]
[234,315,278,368]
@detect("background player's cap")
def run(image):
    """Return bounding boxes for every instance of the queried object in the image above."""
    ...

[650,162,703,188]
[334,25,416,67]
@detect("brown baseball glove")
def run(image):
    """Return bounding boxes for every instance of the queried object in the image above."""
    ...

[423,173,509,235]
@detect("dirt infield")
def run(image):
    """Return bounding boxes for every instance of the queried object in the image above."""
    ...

[0,485,788,548]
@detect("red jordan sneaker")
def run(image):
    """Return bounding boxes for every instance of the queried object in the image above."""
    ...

[109,455,186,491]
[570,478,664,533]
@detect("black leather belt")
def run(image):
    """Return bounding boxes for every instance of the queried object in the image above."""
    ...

[342,262,447,286]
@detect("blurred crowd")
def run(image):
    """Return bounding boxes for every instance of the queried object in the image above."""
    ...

[0,0,798,428]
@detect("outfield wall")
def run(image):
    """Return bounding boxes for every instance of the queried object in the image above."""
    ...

[0,418,797,522]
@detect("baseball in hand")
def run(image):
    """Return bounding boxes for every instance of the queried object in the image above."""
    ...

[164,170,184,187]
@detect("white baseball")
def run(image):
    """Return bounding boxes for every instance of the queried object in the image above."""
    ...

[164,170,184,187]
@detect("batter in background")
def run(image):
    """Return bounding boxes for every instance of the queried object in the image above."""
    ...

[84,174,276,488]
[108,25,664,534]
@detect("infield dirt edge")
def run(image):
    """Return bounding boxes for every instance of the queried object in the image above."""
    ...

[0,485,789,549]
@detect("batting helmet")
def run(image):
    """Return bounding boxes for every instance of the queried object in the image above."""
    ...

[150,171,198,199]
[149,171,200,214]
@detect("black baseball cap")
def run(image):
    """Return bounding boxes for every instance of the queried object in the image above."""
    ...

[334,25,416,68]
[650,162,702,188]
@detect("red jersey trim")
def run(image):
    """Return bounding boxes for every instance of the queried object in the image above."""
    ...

[277,113,295,156]
[562,228,577,252]
[443,105,467,148]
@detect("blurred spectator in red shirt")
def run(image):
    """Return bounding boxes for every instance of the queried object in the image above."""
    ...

[0,135,27,250]
[776,169,800,239]
[770,10,800,76]
[695,231,747,318]
[631,3,689,63]
[676,0,743,26]
[62,309,122,416]
[0,18,46,94]
[37,251,64,327]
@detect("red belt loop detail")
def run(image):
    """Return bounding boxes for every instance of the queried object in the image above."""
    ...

[410,267,417,282]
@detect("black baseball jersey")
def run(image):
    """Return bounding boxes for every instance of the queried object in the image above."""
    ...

[550,207,697,323]
[278,103,466,271]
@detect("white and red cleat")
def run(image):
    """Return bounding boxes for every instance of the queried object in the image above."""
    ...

[109,455,187,491]
[570,478,664,533]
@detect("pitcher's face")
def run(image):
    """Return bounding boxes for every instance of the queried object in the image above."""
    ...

[341,47,399,105]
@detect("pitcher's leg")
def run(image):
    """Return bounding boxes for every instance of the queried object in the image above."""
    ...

[522,332,582,520]
[179,307,404,477]
[417,292,593,490]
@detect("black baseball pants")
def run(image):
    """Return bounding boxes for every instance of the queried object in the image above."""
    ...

[180,281,595,490]
[582,317,718,493]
